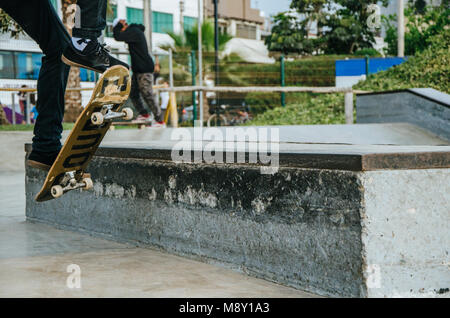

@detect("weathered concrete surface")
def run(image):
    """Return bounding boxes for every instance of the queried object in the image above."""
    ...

[356,89,450,141]
[1,171,316,298]
[360,169,450,297]
[25,140,450,297]
[103,123,449,146]
[2,122,447,171]
[26,159,365,297]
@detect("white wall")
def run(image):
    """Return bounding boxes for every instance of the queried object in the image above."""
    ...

[336,75,366,88]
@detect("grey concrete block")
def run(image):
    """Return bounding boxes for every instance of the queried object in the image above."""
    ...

[25,148,450,297]
[356,89,450,141]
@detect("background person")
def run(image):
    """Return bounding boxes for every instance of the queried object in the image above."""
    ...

[156,77,170,121]
[113,18,165,127]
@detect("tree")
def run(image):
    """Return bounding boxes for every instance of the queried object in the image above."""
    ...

[264,12,315,55]
[410,0,427,14]
[266,0,389,55]
[383,1,450,56]
[0,9,24,38]
[61,0,82,123]
[167,20,232,52]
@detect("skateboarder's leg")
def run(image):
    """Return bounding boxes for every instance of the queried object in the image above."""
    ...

[62,0,128,73]
[130,73,150,118]
[1,0,71,165]
[72,0,107,40]
[137,73,164,123]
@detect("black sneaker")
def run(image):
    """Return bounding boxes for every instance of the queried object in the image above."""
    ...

[109,54,130,70]
[62,39,129,73]
[27,150,60,171]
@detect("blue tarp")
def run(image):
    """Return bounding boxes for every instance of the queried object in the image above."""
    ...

[336,57,407,76]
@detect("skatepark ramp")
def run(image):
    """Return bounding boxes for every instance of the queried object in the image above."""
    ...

[24,126,450,297]
[356,88,450,141]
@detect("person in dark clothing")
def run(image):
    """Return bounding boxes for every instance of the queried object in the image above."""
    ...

[113,19,165,126]
[0,0,129,170]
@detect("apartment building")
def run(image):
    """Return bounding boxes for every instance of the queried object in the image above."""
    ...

[205,0,264,40]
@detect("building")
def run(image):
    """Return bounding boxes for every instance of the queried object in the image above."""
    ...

[0,0,201,107]
[205,0,264,41]
[204,0,274,64]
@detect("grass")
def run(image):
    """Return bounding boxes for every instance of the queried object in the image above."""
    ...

[0,123,75,131]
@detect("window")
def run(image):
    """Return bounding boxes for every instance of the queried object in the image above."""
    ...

[183,16,197,32]
[153,11,173,33]
[49,0,58,10]
[127,7,143,25]
[0,50,94,82]
[15,52,43,80]
[107,4,117,23]
[0,51,15,79]
[236,23,257,40]
[105,4,117,37]
[79,68,96,82]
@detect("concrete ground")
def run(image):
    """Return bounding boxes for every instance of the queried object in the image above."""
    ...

[3,124,445,298]
[0,170,316,297]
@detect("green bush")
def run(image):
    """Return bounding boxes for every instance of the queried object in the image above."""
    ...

[355,29,450,93]
[353,48,382,57]
[246,29,449,126]
[245,93,347,126]
[383,4,450,56]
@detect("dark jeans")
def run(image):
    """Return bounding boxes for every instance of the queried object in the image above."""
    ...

[0,0,106,153]
[72,0,106,39]
[1,0,70,153]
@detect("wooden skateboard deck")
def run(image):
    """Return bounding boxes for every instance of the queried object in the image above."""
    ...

[35,65,131,202]
[110,120,149,130]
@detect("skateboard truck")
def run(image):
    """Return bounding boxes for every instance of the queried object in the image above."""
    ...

[35,66,131,202]
[91,104,133,126]
[51,171,93,198]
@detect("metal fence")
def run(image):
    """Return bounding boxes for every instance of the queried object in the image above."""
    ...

[157,50,340,116]
[1,50,362,127]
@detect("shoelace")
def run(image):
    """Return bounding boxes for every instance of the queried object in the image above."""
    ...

[93,42,110,64]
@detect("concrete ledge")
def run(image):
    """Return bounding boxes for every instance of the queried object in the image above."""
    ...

[356,89,450,141]
[25,142,450,297]
[24,142,450,171]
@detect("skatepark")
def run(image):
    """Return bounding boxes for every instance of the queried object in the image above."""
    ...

[1,87,449,298]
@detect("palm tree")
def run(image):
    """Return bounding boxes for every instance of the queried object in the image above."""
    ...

[61,0,82,122]
[167,20,232,52]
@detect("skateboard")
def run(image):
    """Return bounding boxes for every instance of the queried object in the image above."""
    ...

[110,120,149,130]
[35,65,132,202]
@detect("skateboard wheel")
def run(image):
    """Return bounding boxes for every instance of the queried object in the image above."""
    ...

[51,185,64,198]
[122,108,133,121]
[91,112,104,125]
[83,178,93,190]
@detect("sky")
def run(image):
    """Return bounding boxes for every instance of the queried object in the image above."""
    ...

[250,0,293,17]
